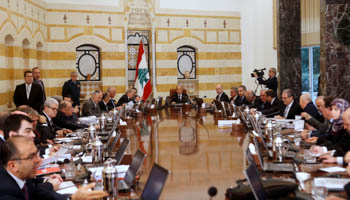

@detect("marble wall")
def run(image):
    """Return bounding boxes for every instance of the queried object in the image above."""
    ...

[320,1,350,101]
[277,0,302,96]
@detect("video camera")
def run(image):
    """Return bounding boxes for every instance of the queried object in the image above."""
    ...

[251,68,266,78]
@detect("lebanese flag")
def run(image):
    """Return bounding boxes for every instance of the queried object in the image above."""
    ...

[134,40,152,101]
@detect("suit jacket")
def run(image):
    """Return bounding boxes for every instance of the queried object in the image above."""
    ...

[13,83,43,112]
[33,79,46,104]
[82,98,101,117]
[280,100,302,119]
[0,166,67,200]
[62,79,81,106]
[229,96,238,105]
[234,95,249,106]
[216,92,229,103]
[116,95,134,107]
[257,76,278,93]
[257,101,270,111]
[107,99,116,111]
[98,101,109,112]
[248,97,263,109]
[37,112,62,143]
[53,111,88,131]
[303,102,321,121]
[170,93,189,104]
[261,98,283,117]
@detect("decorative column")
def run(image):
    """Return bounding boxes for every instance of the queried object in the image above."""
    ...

[320,0,350,101]
[277,0,302,95]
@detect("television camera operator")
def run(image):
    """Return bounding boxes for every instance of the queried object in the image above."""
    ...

[252,67,278,93]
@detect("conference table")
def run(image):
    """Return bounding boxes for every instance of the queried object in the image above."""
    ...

[56,106,348,199]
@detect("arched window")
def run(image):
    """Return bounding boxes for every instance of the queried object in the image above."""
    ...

[76,44,100,81]
[177,46,196,79]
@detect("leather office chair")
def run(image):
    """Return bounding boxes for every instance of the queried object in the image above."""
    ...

[165,88,188,105]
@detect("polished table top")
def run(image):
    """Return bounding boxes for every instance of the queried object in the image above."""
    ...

[118,107,246,199]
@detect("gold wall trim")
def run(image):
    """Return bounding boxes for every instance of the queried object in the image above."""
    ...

[198,82,241,91]
[101,69,126,77]
[156,84,178,92]
[101,52,125,60]
[156,52,241,60]
[46,9,124,15]
[102,85,126,93]
[197,67,242,75]
[46,51,75,60]
[0,91,13,106]
[155,13,240,20]
[156,68,178,76]
[25,0,47,11]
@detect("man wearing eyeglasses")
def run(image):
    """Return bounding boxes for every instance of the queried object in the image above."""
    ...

[0,136,108,200]
[38,98,71,144]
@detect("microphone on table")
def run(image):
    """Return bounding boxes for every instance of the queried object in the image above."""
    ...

[208,186,217,200]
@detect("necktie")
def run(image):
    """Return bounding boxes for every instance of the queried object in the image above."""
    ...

[22,184,29,200]
[179,95,182,101]
[26,85,30,99]
[283,106,289,118]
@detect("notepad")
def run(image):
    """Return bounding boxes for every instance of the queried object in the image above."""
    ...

[314,177,350,190]
[319,166,346,173]
[57,186,78,195]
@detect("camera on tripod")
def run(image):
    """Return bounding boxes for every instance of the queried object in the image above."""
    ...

[251,68,266,78]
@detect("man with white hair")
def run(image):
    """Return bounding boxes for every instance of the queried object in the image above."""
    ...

[215,84,229,103]
[38,98,70,143]
[82,90,103,117]
[106,87,117,110]
[299,92,321,120]
[62,71,81,107]
[245,90,262,109]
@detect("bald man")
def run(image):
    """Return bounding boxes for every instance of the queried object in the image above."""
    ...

[245,90,262,109]
[299,93,321,120]
[170,85,189,104]
[215,84,229,103]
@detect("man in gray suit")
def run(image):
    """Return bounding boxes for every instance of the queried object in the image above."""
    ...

[82,90,103,116]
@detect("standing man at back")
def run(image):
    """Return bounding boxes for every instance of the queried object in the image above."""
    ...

[32,67,46,106]
[62,71,81,108]
[13,71,43,112]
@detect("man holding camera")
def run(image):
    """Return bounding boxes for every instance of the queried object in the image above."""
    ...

[253,67,278,93]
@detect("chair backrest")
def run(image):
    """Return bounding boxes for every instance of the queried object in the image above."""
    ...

[169,88,187,97]
[244,163,267,200]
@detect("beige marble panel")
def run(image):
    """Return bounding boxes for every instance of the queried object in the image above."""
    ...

[191,30,205,41]
[66,27,84,39]
[157,30,168,42]
[111,28,122,41]
[230,31,241,43]
[93,27,109,40]
[0,10,7,25]
[169,30,184,41]
[206,31,217,43]
[218,31,228,43]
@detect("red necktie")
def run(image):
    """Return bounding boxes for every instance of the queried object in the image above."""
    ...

[22,184,29,200]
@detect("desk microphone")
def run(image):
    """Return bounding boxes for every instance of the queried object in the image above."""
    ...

[208,186,217,199]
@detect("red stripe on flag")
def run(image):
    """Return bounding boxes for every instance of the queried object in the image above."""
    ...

[134,40,144,81]
[142,80,152,101]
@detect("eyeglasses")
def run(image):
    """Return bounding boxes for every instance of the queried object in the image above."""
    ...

[48,106,58,111]
[11,149,40,161]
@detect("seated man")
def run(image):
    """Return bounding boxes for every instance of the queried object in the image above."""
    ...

[116,89,135,107]
[245,90,262,109]
[257,89,270,111]
[106,87,117,110]
[38,98,69,143]
[82,90,103,117]
[98,92,111,112]
[131,87,141,102]
[234,85,249,106]
[53,101,88,131]
[0,112,10,144]
[170,85,189,104]
[63,94,79,115]
[215,84,229,103]
[261,89,282,117]
[299,92,321,121]
[276,89,302,119]
[229,87,239,105]
[0,136,108,200]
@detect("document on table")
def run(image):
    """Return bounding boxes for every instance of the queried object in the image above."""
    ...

[314,177,350,190]
[319,166,346,173]
[88,165,130,181]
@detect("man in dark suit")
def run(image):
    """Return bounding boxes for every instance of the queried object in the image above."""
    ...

[0,112,10,145]
[261,89,282,117]
[257,89,270,111]
[229,87,239,105]
[234,85,249,106]
[98,92,111,112]
[82,90,103,117]
[32,67,46,107]
[106,87,117,110]
[53,101,88,131]
[215,84,229,103]
[38,98,68,143]
[13,71,44,112]
[276,89,302,119]
[62,71,81,107]
[245,90,262,109]
[170,85,190,104]
[116,89,135,107]
[299,93,321,120]
[254,67,278,93]
[0,136,108,200]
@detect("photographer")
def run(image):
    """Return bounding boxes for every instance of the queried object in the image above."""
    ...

[253,67,278,93]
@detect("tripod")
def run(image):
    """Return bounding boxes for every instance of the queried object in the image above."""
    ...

[254,79,265,94]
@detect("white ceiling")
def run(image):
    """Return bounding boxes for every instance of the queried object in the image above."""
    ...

[43,0,119,6]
